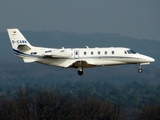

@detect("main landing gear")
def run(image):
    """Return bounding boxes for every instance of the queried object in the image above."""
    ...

[77,61,83,76]
[78,70,83,75]
[138,64,143,73]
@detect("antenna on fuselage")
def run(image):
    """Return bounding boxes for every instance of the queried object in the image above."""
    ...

[86,46,89,49]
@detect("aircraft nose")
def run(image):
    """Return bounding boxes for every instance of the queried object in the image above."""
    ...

[139,54,155,63]
[147,56,155,62]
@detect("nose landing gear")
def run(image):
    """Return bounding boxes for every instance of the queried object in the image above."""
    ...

[138,68,143,73]
[138,64,143,73]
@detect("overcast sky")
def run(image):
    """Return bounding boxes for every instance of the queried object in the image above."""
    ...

[0,0,160,40]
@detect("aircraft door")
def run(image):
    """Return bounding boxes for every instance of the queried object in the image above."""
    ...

[74,50,79,59]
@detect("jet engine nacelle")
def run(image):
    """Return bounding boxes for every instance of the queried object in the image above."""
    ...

[51,49,73,58]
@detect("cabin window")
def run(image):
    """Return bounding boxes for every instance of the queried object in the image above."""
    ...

[84,52,87,55]
[91,51,93,55]
[125,51,127,54]
[112,51,114,54]
[105,51,107,55]
[98,51,100,55]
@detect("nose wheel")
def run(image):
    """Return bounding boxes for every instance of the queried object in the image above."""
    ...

[138,64,143,73]
[138,68,143,73]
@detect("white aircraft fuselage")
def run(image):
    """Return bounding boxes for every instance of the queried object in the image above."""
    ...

[7,28,155,75]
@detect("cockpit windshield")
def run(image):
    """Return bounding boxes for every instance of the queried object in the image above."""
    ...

[126,49,137,54]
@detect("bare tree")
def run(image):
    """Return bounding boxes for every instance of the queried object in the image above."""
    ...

[15,88,35,120]
[136,103,160,120]
[0,98,18,120]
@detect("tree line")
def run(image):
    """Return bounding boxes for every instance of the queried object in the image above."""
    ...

[0,84,160,120]
[0,88,124,120]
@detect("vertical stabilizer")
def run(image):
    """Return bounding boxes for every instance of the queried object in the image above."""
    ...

[7,28,32,51]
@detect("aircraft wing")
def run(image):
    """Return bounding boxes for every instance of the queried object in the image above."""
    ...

[41,54,97,68]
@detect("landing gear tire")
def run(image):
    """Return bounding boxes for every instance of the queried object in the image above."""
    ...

[138,63,143,73]
[138,68,143,73]
[78,70,83,75]
[77,61,83,75]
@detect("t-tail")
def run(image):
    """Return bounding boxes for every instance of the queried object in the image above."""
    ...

[7,28,37,63]
[7,28,32,52]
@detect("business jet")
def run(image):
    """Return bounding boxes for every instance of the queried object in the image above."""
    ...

[7,28,155,75]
